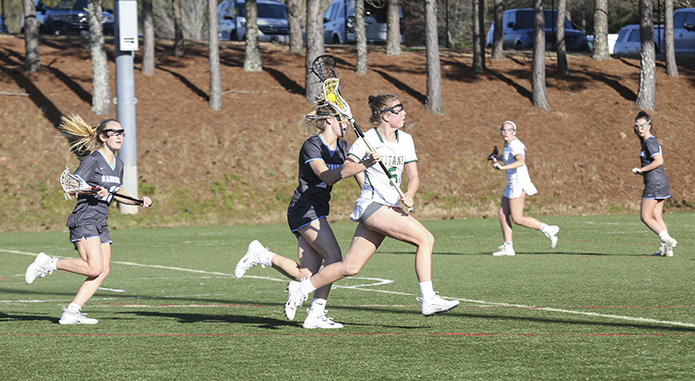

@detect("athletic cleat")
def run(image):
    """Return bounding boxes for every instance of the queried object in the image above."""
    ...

[235,240,268,278]
[284,281,308,321]
[420,293,460,317]
[302,309,343,329]
[652,242,667,257]
[544,225,560,249]
[58,308,98,325]
[663,237,677,256]
[492,244,515,256]
[25,252,53,284]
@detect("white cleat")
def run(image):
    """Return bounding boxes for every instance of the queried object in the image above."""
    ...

[492,244,515,256]
[235,240,267,278]
[284,281,308,321]
[58,308,98,325]
[663,237,677,257]
[420,293,460,317]
[302,309,343,329]
[25,252,53,284]
[544,225,560,249]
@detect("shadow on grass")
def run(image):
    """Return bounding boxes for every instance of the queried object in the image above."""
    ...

[0,312,57,323]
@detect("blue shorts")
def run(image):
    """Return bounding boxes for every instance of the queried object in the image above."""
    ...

[69,224,112,245]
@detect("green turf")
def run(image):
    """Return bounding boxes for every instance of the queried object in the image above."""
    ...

[1,213,693,379]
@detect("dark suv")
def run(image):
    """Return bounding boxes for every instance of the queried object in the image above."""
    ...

[38,0,114,35]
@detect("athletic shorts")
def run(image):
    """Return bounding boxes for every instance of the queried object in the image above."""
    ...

[642,185,671,199]
[69,224,112,245]
[503,178,538,199]
[287,199,327,237]
[355,202,384,223]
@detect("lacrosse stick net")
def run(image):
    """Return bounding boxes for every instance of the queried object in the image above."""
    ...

[311,55,338,82]
[60,168,90,200]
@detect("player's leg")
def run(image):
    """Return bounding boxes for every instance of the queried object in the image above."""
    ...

[56,236,105,277]
[508,192,543,230]
[59,240,111,324]
[640,198,665,234]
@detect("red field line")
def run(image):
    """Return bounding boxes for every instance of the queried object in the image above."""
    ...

[8,332,695,338]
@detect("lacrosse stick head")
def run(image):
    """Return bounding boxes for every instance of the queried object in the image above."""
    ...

[59,168,91,200]
[487,146,499,162]
[311,55,338,82]
[322,78,353,119]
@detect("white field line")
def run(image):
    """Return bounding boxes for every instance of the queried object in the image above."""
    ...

[3,249,694,328]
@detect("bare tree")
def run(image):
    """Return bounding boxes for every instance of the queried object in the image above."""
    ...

[664,0,678,77]
[22,0,40,72]
[356,0,368,74]
[305,0,324,102]
[286,0,304,55]
[472,0,485,72]
[636,0,656,111]
[424,0,442,114]
[591,0,610,60]
[244,0,262,72]
[532,0,551,110]
[87,0,111,116]
[173,0,184,57]
[385,0,401,56]
[208,0,221,110]
[142,0,155,76]
[491,0,504,60]
[556,0,568,77]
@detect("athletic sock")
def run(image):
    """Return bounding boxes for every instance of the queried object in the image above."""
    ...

[66,303,81,314]
[419,281,435,300]
[658,230,671,242]
[49,257,59,272]
[540,223,548,233]
[301,278,317,295]
[260,250,275,267]
[310,298,327,314]
[505,241,513,247]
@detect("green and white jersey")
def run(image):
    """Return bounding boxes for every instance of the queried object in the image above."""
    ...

[348,128,417,219]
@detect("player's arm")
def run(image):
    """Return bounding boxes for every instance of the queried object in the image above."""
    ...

[633,153,664,174]
[115,188,153,207]
[494,154,525,170]
[402,161,420,207]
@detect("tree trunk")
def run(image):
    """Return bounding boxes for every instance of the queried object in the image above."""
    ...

[23,0,40,72]
[532,0,551,111]
[385,0,401,56]
[305,0,324,102]
[636,0,656,111]
[424,0,442,114]
[141,0,155,75]
[173,0,185,57]
[244,0,262,72]
[355,0,367,74]
[286,0,304,55]
[664,0,678,77]
[208,0,221,110]
[491,0,503,60]
[472,0,484,72]
[591,0,610,60]
[87,0,111,116]
[556,0,568,77]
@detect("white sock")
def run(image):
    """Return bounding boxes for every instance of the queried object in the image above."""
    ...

[540,223,548,233]
[260,250,275,267]
[310,298,326,314]
[301,278,317,295]
[67,303,81,313]
[505,241,513,247]
[419,281,435,300]
[50,257,59,271]
[658,231,671,242]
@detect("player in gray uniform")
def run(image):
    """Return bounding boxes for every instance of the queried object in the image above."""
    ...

[631,111,678,256]
[25,115,152,324]
[235,103,378,329]
[284,94,460,319]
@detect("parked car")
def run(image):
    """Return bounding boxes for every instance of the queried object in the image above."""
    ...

[217,0,289,43]
[486,8,589,51]
[673,8,695,55]
[322,0,403,45]
[23,0,114,35]
[612,24,665,56]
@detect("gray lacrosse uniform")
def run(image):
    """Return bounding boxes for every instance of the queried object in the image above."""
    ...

[287,135,349,235]
[66,151,124,243]
[640,136,670,199]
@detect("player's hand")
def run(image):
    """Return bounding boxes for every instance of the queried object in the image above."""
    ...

[141,197,153,208]
[96,187,109,197]
[492,162,502,170]
[632,168,642,175]
[400,194,415,210]
[363,151,380,168]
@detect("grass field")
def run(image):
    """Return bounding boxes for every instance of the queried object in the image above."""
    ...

[1,213,694,379]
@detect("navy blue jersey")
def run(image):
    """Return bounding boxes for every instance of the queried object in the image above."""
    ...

[287,135,349,232]
[66,151,124,228]
[640,136,670,199]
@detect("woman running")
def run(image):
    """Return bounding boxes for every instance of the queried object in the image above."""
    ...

[25,115,152,324]
[234,103,378,329]
[284,94,459,319]
[489,120,559,256]
[631,111,677,256]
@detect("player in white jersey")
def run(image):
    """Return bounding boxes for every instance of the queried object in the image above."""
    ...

[489,121,559,256]
[284,95,459,318]
[25,115,152,324]
[631,111,677,256]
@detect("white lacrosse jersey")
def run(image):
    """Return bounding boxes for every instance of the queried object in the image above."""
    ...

[348,128,417,220]
[502,137,537,198]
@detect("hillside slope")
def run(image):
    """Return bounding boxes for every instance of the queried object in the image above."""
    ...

[1,35,694,232]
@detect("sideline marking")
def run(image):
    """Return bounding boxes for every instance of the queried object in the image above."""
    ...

[3,249,694,328]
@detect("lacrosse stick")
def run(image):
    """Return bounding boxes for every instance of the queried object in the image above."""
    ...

[321,78,414,213]
[60,168,146,205]
[310,55,338,82]
[487,146,499,164]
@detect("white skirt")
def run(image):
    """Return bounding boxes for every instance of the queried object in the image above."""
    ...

[503,177,538,199]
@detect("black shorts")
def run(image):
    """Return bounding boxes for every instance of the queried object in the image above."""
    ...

[287,199,328,237]
[69,224,112,245]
